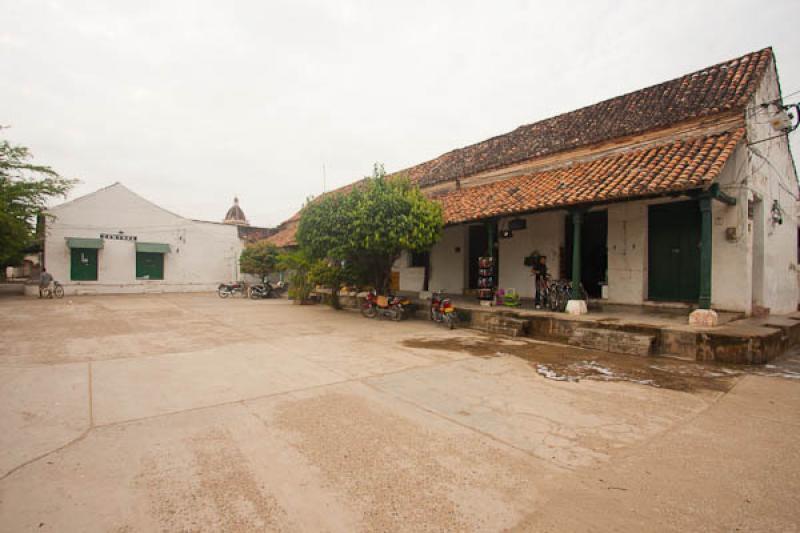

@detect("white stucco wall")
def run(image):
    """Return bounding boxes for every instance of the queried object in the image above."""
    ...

[709,144,752,312]
[44,183,243,295]
[497,212,564,298]
[392,251,426,292]
[428,225,466,294]
[606,202,647,305]
[742,56,799,314]
[605,181,758,313]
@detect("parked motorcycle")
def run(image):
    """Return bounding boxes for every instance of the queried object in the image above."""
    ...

[217,281,246,298]
[361,289,411,321]
[248,279,288,299]
[430,290,459,329]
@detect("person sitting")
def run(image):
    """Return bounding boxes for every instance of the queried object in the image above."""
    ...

[39,268,53,298]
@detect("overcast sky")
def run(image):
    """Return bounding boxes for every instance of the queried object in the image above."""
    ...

[3,1,799,227]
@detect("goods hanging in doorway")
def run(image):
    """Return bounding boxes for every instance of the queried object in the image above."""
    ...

[477,256,495,301]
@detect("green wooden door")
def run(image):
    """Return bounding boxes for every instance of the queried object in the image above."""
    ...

[70,248,98,281]
[648,201,701,302]
[136,252,164,280]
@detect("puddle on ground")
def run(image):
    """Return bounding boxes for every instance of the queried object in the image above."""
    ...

[403,336,761,393]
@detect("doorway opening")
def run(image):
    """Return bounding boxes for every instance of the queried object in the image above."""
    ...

[468,223,498,289]
[565,210,608,298]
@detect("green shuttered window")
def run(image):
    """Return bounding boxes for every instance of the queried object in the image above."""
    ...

[136,252,164,280]
[70,248,99,281]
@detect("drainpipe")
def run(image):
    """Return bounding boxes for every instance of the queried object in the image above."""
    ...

[570,209,583,299]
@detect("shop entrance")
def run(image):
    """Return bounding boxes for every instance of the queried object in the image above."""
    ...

[565,210,608,298]
[468,223,498,289]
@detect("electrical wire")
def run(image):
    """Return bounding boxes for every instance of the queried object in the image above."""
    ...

[745,88,800,113]
[747,145,800,201]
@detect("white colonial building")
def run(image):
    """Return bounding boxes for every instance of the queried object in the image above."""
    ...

[38,183,272,295]
[271,48,799,319]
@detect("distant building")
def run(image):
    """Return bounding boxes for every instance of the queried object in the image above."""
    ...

[223,197,248,225]
[38,183,275,295]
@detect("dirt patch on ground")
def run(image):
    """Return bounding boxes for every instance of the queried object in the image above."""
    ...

[274,392,540,531]
[403,336,742,392]
[138,427,291,532]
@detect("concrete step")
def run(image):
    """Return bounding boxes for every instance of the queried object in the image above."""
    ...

[485,315,529,338]
[569,327,656,356]
[487,324,525,337]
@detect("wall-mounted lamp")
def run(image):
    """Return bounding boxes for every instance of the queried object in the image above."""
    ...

[771,200,784,225]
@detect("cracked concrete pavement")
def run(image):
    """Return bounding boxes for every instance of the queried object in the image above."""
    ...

[1,293,798,531]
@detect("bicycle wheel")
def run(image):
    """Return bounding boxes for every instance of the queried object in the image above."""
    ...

[547,285,560,311]
[54,284,64,298]
[561,284,571,312]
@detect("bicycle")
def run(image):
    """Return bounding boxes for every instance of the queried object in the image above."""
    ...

[41,281,64,299]
[533,274,585,312]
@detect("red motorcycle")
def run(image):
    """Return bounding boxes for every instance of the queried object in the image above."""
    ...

[361,289,410,321]
[430,290,459,329]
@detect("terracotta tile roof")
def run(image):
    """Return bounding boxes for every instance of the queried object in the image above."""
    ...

[265,213,300,247]
[439,128,745,224]
[269,48,771,244]
[397,48,771,188]
[268,128,745,244]
[237,225,276,242]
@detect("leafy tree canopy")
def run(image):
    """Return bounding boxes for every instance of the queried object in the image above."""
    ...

[296,163,443,292]
[239,240,280,279]
[276,249,314,302]
[1,131,76,273]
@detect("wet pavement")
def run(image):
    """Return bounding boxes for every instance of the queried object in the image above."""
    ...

[404,335,800,392]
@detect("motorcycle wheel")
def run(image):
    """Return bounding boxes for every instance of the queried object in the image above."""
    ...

[54,285,64,299]
[218,287,230,298]
[248,287,260,299]
[361,305,377,318]
[445,313,457,329]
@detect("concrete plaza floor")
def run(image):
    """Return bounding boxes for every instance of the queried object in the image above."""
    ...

[0,293,798,531]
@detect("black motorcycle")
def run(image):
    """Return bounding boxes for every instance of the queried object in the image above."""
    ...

[248,279,288,299]
[218,281,246,298]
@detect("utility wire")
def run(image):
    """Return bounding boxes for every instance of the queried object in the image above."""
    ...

[748,145,800,201]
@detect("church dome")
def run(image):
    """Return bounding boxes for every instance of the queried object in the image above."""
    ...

[223,197,248,225]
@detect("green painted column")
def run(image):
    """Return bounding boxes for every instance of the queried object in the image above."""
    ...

[698,196,713,309]
[486,221,495,259]
[571,210,583,299]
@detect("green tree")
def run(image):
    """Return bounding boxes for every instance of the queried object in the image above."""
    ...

[239,240,280,280]
[277,249,314,302]
[296,163,443,294]
[0,133,76,276]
